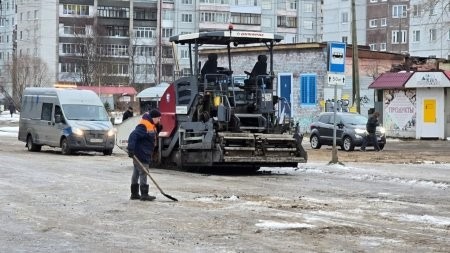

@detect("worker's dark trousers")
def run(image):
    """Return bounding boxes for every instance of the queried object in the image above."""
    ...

[131,160,148,185]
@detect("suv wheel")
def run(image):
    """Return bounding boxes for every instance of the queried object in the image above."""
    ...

[342,136,355,151]
[310,135,321,149]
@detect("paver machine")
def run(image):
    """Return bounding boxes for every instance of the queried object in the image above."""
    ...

[155,30,307,171]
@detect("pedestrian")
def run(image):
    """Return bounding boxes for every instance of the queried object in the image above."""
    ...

[122,106,133,122]
[127,109,161,201]
[8,102,15,118]
[361,111,381,152]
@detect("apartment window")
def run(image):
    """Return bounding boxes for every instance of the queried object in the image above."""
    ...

[429,5,436,16]
[392,5,407,18]
[20,31,22,40]
[61,63,81,73]
[448,29,450,40]
[162,46,173,58]
[135,27,156,38]
[64,25,86,35]
[392,30,407,44]
[277,16,296,28]
[27,11,30,20]
[200,0,230,4]
[182,0,193,4]
[200,12,229,23]
[262,0,271,9]
[99,44,129,57]
[107,64,128,76]
[105,26,128,37]
[180,49,189,59]
[369,19,377,28]
[163,10,173,20]
[380,43,386,51]
[370,0,377,2]
[380,18,386,26]
[304,3,313,13]
[34,10,39,19]
[64,4,90,16]
[134,8,157,20]
[429,29,437,41]
[369,44,376,50]
[300,74,317,105]
[342,36,348,43]
[412,30,420,42]
[181,14,193,22]
[62,43,84,54]
[162,28,173,37]
[303,20,313,30]
[162,64,173,76]
[287,0,297,10]
[232,13,261,25]
[412,4,421,17]
[341,12,349,24]
[135,46,155,57]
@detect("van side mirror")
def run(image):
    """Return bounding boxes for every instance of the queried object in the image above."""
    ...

[55,114,62,123]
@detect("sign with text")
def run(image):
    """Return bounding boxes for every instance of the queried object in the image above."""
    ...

[327,73,345,85]
[328,42,346,73]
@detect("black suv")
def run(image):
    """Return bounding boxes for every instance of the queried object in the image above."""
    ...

[309,112,386,151]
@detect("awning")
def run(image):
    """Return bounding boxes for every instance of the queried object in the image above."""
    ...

[368,72,413,89]
[137,83,170,99]
[77,86,137,95]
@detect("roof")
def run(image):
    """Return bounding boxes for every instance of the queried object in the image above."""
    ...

[368,72,414,89]
[77,86,137,95]
[137,83,170,99]
[170,31,283,45]
[445,71,450,80]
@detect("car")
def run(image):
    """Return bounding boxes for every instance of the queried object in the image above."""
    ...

[309,112,386,151]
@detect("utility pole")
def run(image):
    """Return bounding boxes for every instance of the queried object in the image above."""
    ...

[351,0,360,113]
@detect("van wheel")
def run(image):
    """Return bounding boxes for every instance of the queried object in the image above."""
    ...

[310,134,321,149]
[27,135,42,152]
[378,144,385,150]
[342,136,355,151]
[61,138,72,155]
[103,149,113,156]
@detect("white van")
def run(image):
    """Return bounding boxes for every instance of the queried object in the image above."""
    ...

[18,88,115,155]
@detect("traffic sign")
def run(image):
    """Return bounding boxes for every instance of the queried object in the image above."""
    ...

[327,73,345,85]
[328,42,346,73]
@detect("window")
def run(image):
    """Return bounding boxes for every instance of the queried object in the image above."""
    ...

[277,16,296,28]
[162,28,173,37]
[412,30,420,42]
[181,14,193,22]
[380,18,386,26]
[370,0,377,2]
[392,30,407,44]
[135,27,156,38]
[41,103,53,121]
[392,5,407,18]
[200,12,229,23]
[369,19,377,28]
[412,4,421,17]
[135,46,155,56]
[64,4,90,16]
[300,74,316,105]
[180,49,189,59]
[163,10,173,20]
[34,10,38,19]
[369,44,376,50]
[162,64,173,76]
[232,13,261,25]
[304,3,313,13]
[341,12,348,24]
[429,5,436,16]
[287,0,297,10]
[182,0,193,4]
[342,36,348,43]
[429,29,437,41]
[262,0,271,9]
[162,46,173,58]
[380,43,386,51]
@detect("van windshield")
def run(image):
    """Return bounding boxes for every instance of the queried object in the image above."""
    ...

[62,104,109,121]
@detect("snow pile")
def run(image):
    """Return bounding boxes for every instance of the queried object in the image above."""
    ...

[255,220,315,230]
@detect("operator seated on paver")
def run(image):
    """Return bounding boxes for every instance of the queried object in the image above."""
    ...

[201,53,218,83]
[244,54,271,89]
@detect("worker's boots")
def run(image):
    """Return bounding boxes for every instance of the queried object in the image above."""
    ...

[130,184,140,200]
[139,184,156,201]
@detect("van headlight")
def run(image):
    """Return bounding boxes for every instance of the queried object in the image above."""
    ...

[107,128,115,137]
[72,127,84,136]
[379,127,386,134]
[355,129,366,135]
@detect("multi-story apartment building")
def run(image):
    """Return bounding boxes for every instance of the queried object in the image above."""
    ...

[322,0,367,45]
[366,0,410,54]
[409,0,450,59]
[0,0,18,97]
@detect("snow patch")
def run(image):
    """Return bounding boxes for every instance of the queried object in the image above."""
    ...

[255,220,315,230]
[380,212,450,226]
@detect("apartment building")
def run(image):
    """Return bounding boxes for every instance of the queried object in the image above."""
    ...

[409,0,450,59]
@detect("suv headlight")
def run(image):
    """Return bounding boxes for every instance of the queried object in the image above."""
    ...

[107,128,115,137]
[355,129,366,135]
[379,127,386,134]
[72,127,84,136]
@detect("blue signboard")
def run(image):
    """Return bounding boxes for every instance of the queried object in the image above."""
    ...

[328,42,346,73]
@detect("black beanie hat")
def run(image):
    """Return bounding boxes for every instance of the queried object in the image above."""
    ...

[149,109,161,118]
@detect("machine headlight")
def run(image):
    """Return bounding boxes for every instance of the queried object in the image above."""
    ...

[107,128,115,137]
[355,129,366,135]
[72,127,84,136]
[379,127,386,134]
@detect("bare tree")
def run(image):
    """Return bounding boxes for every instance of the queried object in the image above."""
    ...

[5,55,50,109]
